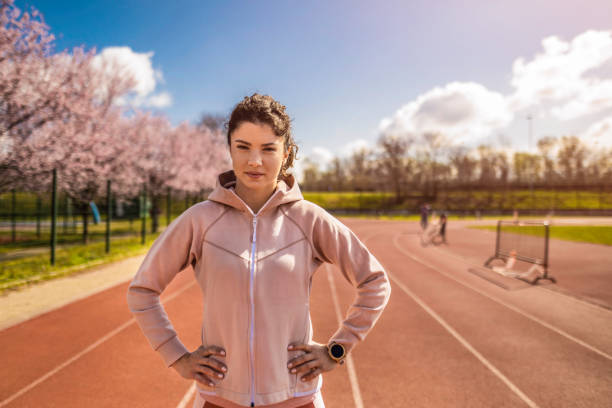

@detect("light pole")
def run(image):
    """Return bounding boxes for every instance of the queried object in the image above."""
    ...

[527,114,534,210]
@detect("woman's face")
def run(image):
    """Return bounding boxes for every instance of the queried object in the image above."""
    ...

[229,121,288,193]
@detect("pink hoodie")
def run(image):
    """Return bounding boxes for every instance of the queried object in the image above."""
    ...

[127,171,391,407]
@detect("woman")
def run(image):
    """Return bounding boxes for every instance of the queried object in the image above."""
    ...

[127,94,391,408]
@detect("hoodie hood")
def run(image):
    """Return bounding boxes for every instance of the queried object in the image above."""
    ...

[207,170,303,215]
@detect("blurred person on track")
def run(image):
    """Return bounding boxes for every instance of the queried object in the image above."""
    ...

[420,203,430,230]
[127,94,391,408]
[438,212,447,244]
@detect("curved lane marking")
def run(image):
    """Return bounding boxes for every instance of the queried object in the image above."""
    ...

[327,265,365,408]
[428,238,612,314]
[0,281,196,408]
[384,265,540,408]
[359,229,539,407]
[391,233,612,362]
[176,383,197,408]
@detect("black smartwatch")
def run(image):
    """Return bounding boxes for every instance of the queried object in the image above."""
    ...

[327,341,346,365]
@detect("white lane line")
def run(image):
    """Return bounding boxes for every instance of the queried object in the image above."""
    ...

[0,281,196,408]
[430,241,612,315]
[391,234,612,362]
[327,267,364,408]
[176,382,197,408]
[385,267,539,408]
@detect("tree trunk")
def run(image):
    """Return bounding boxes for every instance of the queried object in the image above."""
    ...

[150,194,161,233]
[80,203,89,244]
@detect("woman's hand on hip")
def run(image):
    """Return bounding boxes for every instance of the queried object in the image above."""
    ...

[171,345,227,388]
[287,341,340,382]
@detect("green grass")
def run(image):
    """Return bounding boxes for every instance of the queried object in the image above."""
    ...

[2,189,611,220]
[337,213,421,221]
[303,191,395,210]
[471,225,612,246]
[0,232,161,292]
[0,219,164,253]
[0,191,199,217]
[302,190,612,211]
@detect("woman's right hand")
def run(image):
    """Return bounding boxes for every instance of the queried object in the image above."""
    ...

[171,345,227,388]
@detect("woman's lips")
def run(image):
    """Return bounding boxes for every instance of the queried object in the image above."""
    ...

[246,172,264,179]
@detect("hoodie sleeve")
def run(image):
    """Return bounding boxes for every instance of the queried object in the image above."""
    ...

[126,205,204,367]
[311,211,391,353]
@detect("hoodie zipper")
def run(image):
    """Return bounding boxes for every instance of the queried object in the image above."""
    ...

[230,189,278,408]
[249,215,258,407]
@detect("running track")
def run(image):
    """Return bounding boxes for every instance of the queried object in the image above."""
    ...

[2,219,611,407]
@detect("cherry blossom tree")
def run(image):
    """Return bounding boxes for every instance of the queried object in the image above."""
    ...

[0,1,92,190]
[126,113,228,233]
[1,0,228,242]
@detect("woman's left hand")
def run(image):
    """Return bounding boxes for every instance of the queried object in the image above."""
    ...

[287,341,340,382]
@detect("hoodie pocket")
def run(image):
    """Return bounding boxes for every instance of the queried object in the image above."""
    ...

[254,306,308,394]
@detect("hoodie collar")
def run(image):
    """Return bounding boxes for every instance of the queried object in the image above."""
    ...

[208,170,303,215]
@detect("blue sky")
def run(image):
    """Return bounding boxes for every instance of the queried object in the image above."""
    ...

[17,0,612,169]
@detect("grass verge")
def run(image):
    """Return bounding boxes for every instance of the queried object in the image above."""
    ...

[471,225,612,246]
[0,219,155,254]
[0,233,160,293]
[303,190,612,211]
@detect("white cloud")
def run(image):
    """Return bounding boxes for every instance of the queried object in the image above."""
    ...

[92,46,172,108]
[379,82,513,146]
[144,92,173,108]
[310,147,334,165]
[343,139,370,156]
[379,30,612,152]
[508,30,612,120]
[581,116,612,149]
[291,146,334,183]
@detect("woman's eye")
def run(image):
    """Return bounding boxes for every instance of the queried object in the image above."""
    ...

[237,145,249,150]
[264,148,276,152]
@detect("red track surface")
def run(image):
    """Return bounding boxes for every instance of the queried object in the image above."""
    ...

[2,219,611,407]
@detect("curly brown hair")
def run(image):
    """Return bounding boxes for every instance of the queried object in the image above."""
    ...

[226,93,298,177]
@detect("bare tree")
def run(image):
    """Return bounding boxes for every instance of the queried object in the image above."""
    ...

[513,152,541,184]
[493,151,510,184]
[477,145,496,185]
[557,136,586,184]
[377,133,411,203]
[300,157,322,190]
[421,131,447,195]
[320,157,345,191]
[198,113,226,133]
[537,136,557,184]
[346,147,372,191]
[449,147,477,185]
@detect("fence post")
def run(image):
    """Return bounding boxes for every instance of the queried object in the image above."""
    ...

[166,186,171,227]
[50,169,58,265]
[11,189,16,243]
[141,183,147,245]
[63,194,69,234]
[69,197,76,234]
[544,222,550,279]
[36,195,41,238]
[106,179,112,253]
[599,184,603,210]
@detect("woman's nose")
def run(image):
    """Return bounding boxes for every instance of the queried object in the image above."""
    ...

[247,152,262,166]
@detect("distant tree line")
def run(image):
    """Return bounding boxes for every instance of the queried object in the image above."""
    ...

[301,132,612,205]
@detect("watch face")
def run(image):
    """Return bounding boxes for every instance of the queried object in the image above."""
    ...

[330,343,344,359]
